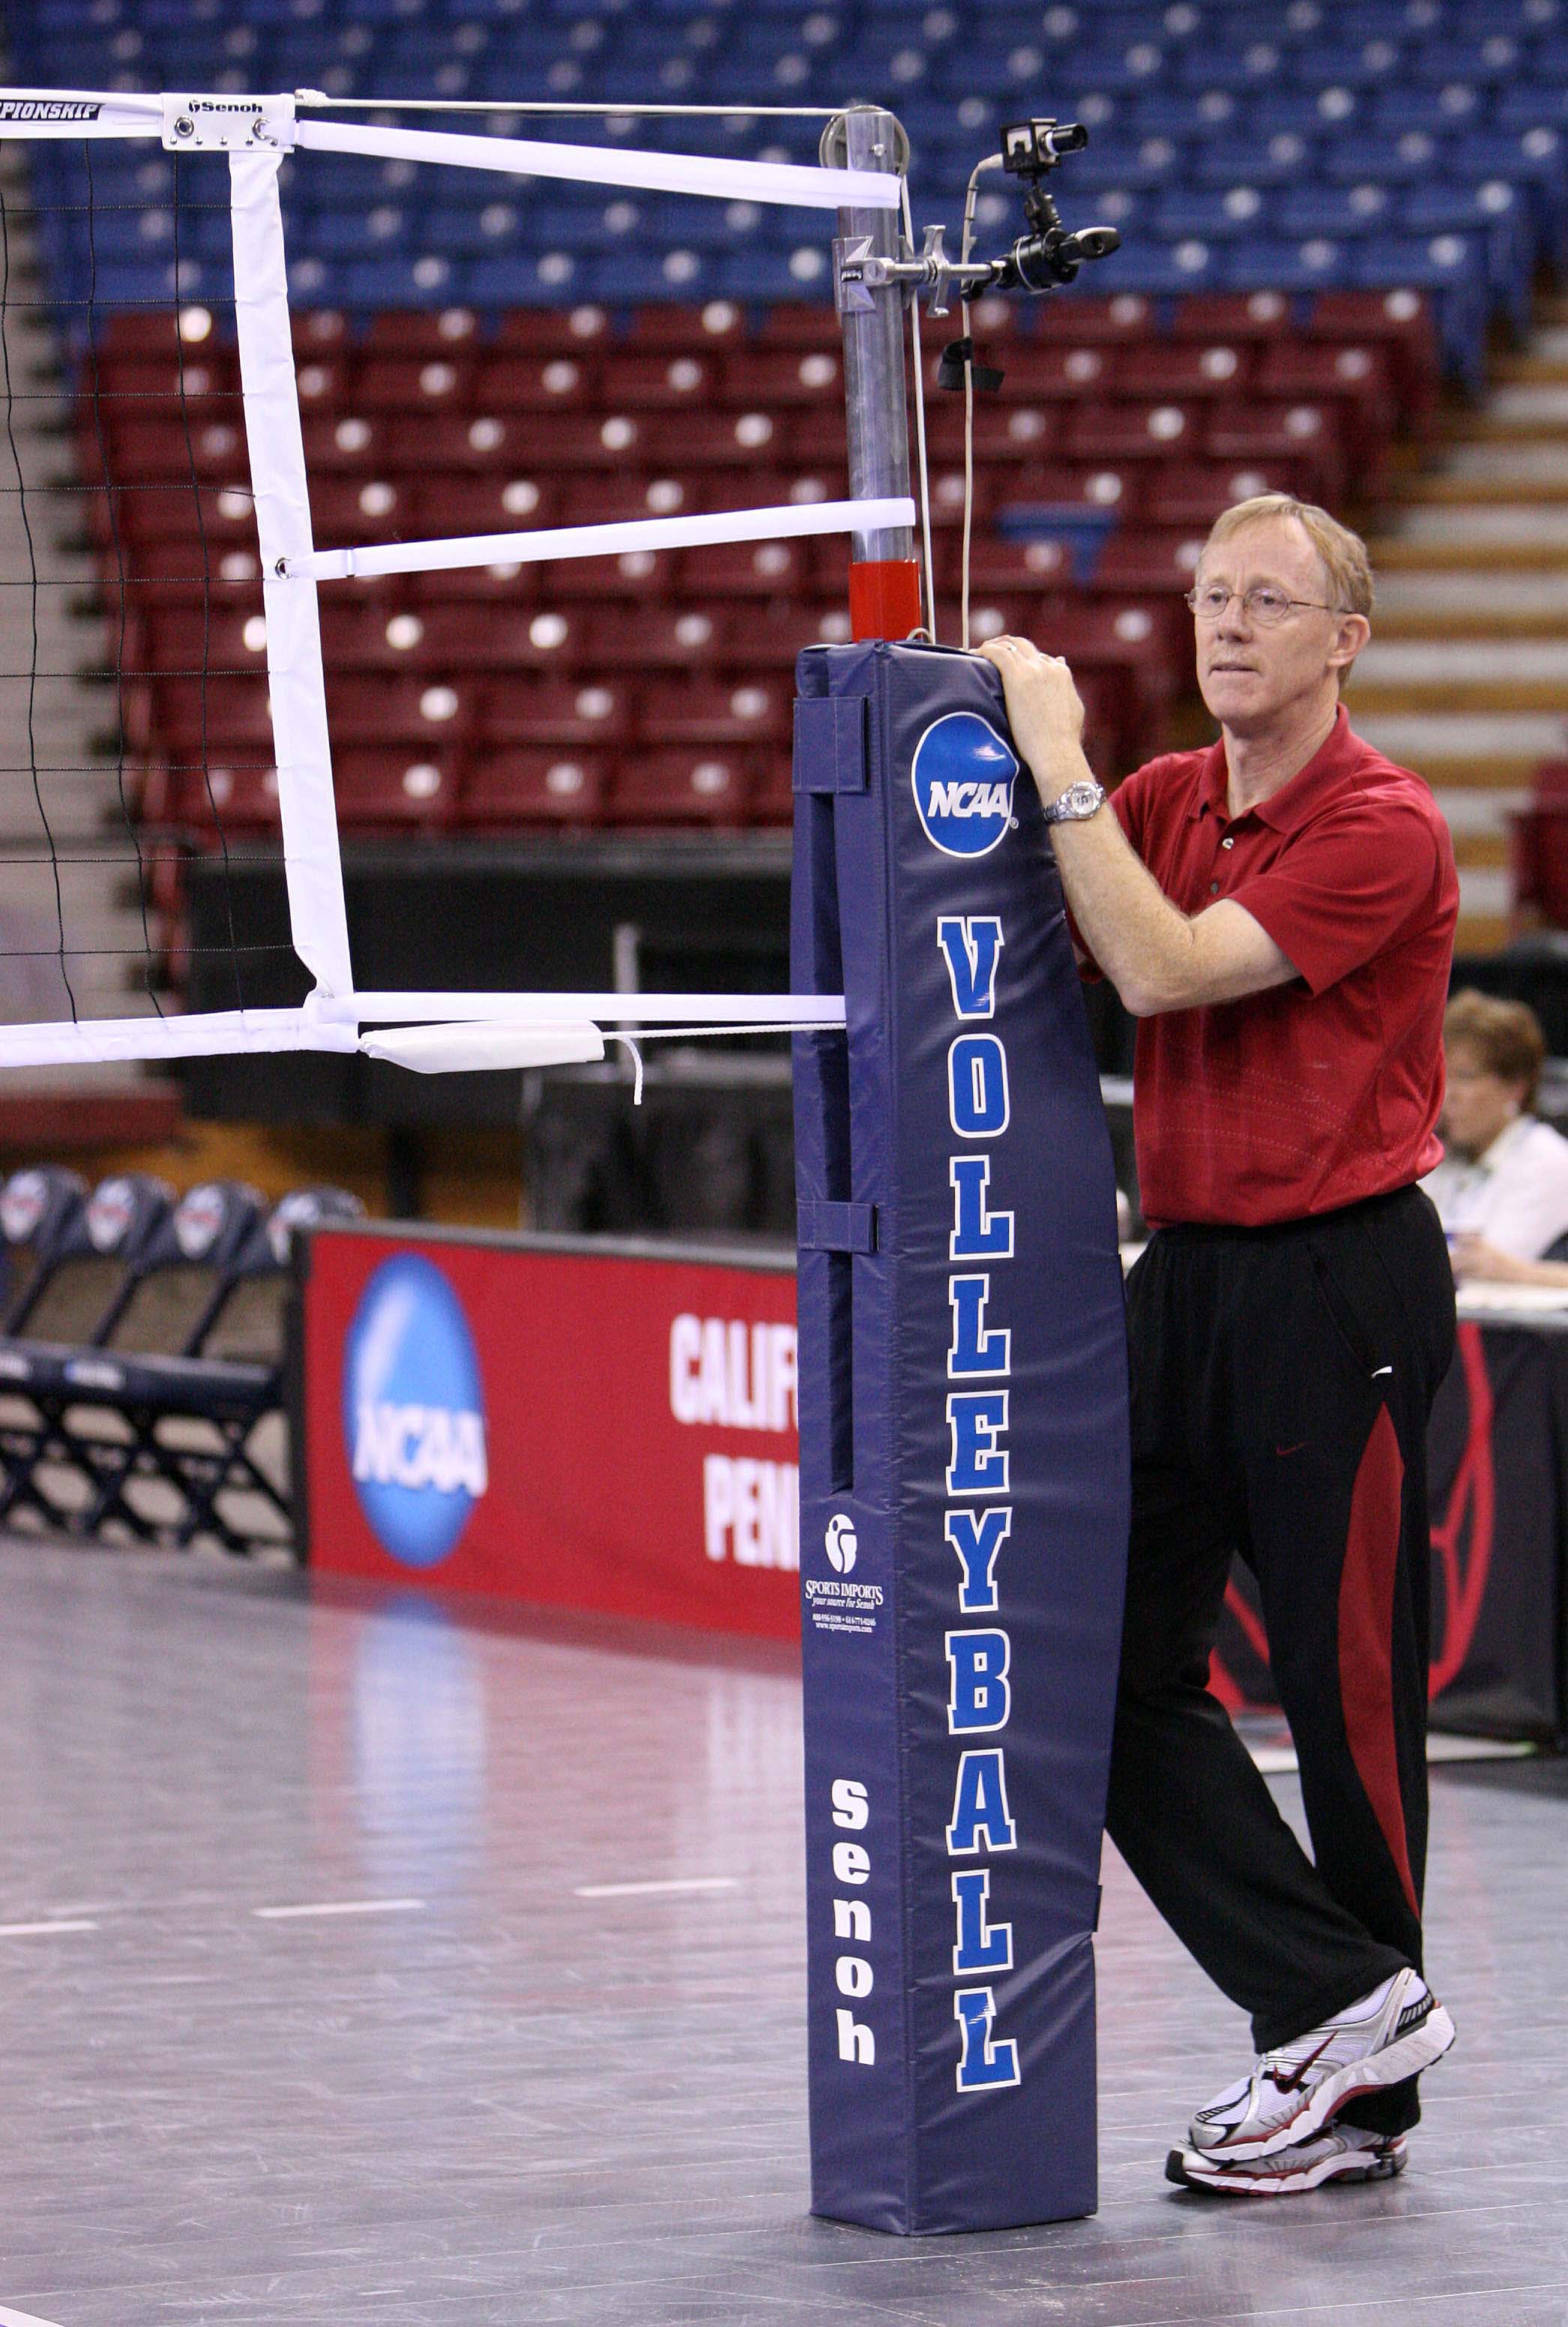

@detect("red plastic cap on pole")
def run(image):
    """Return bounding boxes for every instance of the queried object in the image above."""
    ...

[849,558,923,642]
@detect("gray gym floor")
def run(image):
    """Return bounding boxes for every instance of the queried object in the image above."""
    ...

[0,1540,1562,2327]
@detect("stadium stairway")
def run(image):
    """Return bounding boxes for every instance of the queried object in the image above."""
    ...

[1349,289,1568,952]
[0,134,167,1034]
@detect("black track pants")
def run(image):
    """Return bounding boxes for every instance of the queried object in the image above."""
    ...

[1105,1184,1456,2137]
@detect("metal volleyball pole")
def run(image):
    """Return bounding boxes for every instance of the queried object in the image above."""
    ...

[827,106,923,643]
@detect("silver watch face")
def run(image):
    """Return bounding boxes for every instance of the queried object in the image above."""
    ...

[1052,780,1103,821]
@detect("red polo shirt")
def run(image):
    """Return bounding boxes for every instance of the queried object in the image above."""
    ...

[1090,708,1458,1227]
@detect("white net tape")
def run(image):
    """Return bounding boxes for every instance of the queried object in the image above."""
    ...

[0,89,897,1066]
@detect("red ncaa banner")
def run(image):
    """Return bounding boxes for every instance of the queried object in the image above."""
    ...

[303,1224,800,1640]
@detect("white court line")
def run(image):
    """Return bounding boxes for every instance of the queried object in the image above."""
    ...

[575,1877,738,1900]
[253,1898,426,1921]
[0,2304,68,2325]
[0,1919,97,1937]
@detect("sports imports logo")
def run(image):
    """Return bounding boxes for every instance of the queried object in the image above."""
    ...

[911,713,1019,859]
[824,1513,857,1573]
[343,1253,487,1570]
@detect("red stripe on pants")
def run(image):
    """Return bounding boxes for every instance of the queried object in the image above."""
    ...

[1337,1403,1417,1915]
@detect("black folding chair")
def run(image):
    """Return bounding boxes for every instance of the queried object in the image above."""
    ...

[0,1166,88,1332]
[0,1173,175,1533]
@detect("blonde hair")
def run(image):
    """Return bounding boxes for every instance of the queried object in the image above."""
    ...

[1203,494,1375,618]
[1444,988,1546,1110]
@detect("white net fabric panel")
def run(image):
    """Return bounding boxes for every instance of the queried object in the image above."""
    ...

[0,94,900,1065]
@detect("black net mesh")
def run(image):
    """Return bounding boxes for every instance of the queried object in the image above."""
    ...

[0,134,298,1031]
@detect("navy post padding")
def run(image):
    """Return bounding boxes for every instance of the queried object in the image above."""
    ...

[791,640,1131,2236]
[797,1199,879,1254]
[793,693,870,792]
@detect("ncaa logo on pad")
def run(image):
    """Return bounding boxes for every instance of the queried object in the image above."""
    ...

[343,1253,488,1570]
[911,712,1019,858]
[824,1513,857,1574]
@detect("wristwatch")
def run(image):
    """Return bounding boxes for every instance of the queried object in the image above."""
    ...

[1040,777,1107,825]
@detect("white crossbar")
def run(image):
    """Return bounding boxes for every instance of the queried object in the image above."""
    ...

[301,497,915,583]
[295,115,899,210]
[324,993,847,1027]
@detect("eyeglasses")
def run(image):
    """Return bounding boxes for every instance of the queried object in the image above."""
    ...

[1185,584,1345,626]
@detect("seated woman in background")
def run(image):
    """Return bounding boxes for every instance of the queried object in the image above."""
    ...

[1424,990,1568,1285]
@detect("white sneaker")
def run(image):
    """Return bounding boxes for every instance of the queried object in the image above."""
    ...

[1169,2125,1407,2197]
[1188,1968,1454,2162]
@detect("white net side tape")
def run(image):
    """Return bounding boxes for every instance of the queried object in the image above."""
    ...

[230,147,355,998]
[301,497,917,584]
[295,115,900,211]
[0,1007,361,1068]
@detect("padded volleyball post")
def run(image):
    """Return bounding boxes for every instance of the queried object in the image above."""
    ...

[791,641,1131,2232]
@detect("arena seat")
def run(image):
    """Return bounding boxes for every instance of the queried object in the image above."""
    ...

[609,746,753,826]
[463,747,614,825]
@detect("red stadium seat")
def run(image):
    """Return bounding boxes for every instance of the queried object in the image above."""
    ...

[719,349,844,408]
[639,408,794,467]
[144,761,280,834]
[750,306,842,352]
[1035,293,1158,346]
[352,355,478,415]
[596,352,722,410]
[595,606,735,669]
[471,350,601,413]
[292,310,351,358]
[678,538,812,597]
[703,465,845,512]
[744,604,854,668]
[292,353,355,411]
[552,472,710,525]
[325,672,479,749]
[332,747,460,831]
[1201,403,1343,504]
[144,675,274,760]
[998,460,1144,518]
[478,675,635,747]
[639,676,792,747]
[301,409,397,474]
[609,746,753,825]
[925,400,1058,466]
[139,603,270,678]
[406,562,541,606]
[1169,292,1297,343]
[1253,343,1398,485]
[463,747,612,825]
[364,308,482,358]
[1306,290,1438,431]
[1113,343,1257,400]
[397,603,592,674]
[1063,401,1200,461]
[309,473,414,547]
[402,473,559,535]
[927,466,1002,529]
[978,343,1115,400]
[492,305,612,355]
[1143,459,1318,526]
[1094,528,1207,594]
[956,535,1078,596]
[625,302,748,352]
[545,548,680,601]
[319,600,442,674]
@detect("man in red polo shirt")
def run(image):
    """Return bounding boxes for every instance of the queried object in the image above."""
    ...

[982,493,1459,2199]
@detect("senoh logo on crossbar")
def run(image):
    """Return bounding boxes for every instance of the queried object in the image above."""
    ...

[911,712,1019,859]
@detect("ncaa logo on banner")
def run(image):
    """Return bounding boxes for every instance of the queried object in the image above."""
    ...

[343,1253,488,1570]
[911,713,1019,858]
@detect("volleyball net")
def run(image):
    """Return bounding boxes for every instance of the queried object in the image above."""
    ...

[0,87,917,1072]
